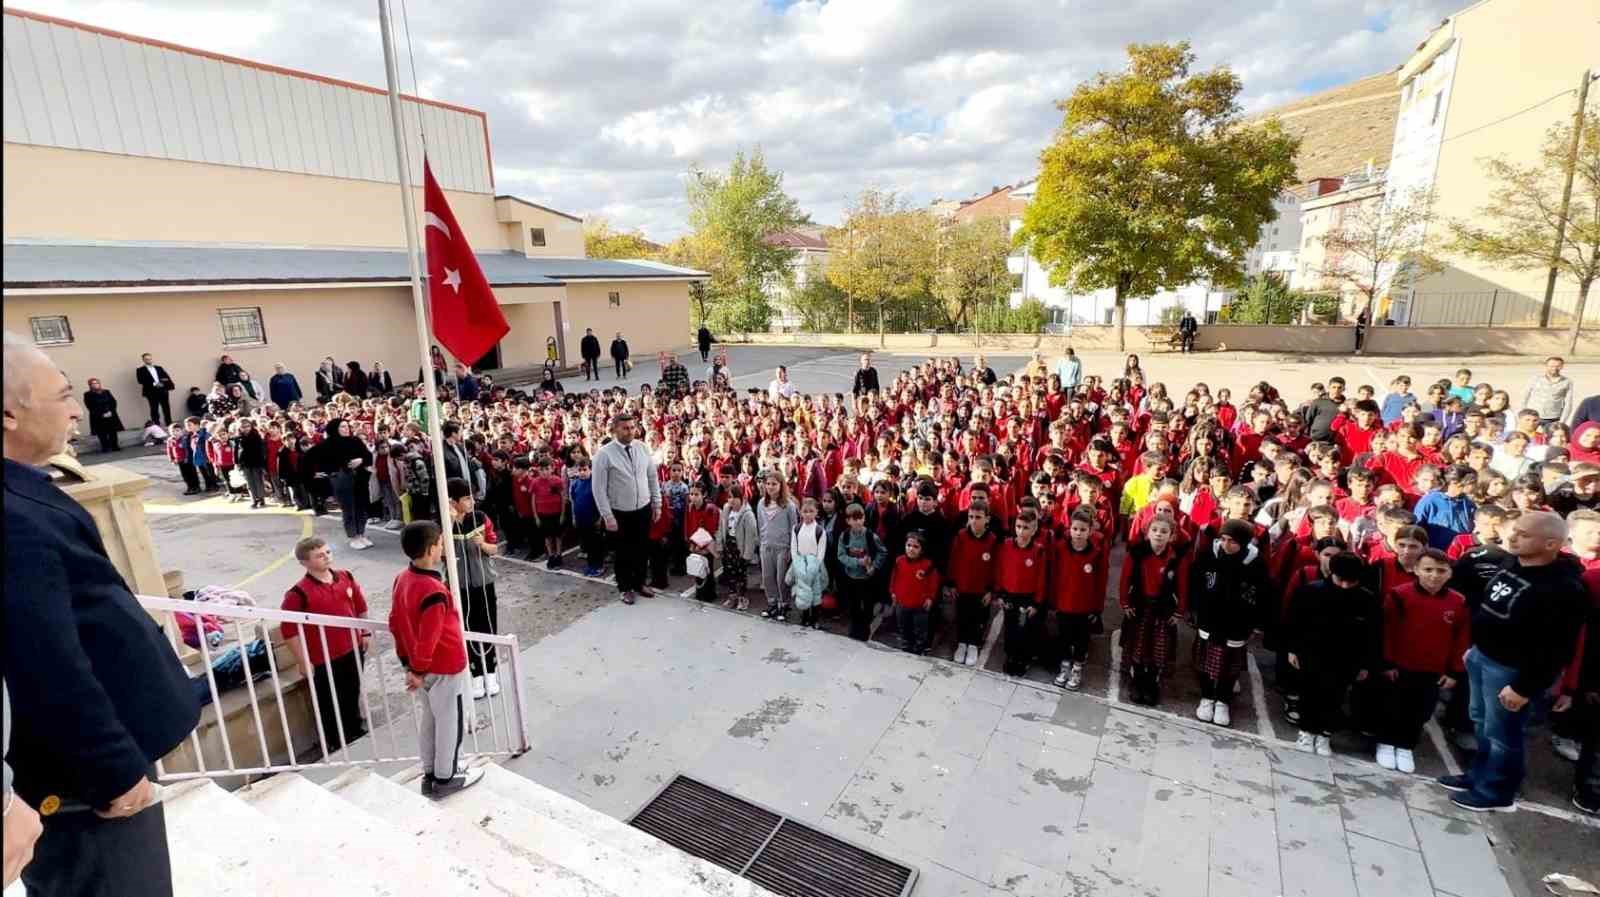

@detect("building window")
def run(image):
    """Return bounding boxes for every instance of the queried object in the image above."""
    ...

[1102,308,1115,325]
[529,227,546,247]
[218,307,267,347]
[608,291,621,308]
[1010,273,1024,291]
[29,315,73,346]
[1430,93,1442,125]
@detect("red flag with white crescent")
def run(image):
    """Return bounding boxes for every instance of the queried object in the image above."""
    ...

[423,158,508,364]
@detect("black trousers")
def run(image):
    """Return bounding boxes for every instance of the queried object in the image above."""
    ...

[839,576,876,640]
[615,359,627,379]
[580,524,606,569]
[310,650,367,752]
[1000,595,1039,674]
[699,345,711,362]
[583,357,599,379]
[23,800,174,897]
[1375,670,1440,749]
[464,583,499,676]
[1180,332,1195,353]
[1298,661,1351,735]
[94,429,118,452]
[1055,611,1093,665]
[177,462,200,492]
[955,592,988,645]
[611,507,651,593]
[145,392,172,425]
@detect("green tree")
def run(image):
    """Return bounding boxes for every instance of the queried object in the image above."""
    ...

[1221,275,1313,323]
[1014,42,1300,351]
[825,189,940,334]
[788,257,850,331]
[971,298,1048,333]
[584,216,659,260]
[1315,187,1440,352]
[934,219,1013,329]
[1449,106,1599,354]
[682,148,806,333]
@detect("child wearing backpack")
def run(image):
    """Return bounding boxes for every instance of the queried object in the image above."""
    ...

[835,503,887,640]
[787,497,829,627]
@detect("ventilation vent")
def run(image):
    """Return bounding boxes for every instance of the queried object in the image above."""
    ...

[631,775,917,897]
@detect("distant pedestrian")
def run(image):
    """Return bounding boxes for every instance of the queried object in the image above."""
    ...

[610,332,631,379]
[697,325,714,363]
[134,353,175,426]
[269,363,303,408]
[580,328,602,380]
[1178,310,1199,353]
[852,353,880,396]
[82,377,124,453]
[1522,356,1573,426]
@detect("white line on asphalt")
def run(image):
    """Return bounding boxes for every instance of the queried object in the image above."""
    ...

[1107,636,1122,705]
[1425,719,1464,777]
[974,610,1005,668]
[1362,365,1387,394]
[1246,653,1273,739]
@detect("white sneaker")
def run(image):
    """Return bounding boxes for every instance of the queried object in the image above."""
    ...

[1296,731,1317,753]
[1376,743,1397,770]
[1054,662,1070,687]
[964,644,979,667]
[1196,699,1216,722]
[1212,703,1231,727]
[385,520,404,531]
[955,644,969,665]
[1066,663,1084,691]
[1553,735,1582,763]
[361,537,375,549]
[470,676,486,700]
[485,673,501,697]
[1394,748,1416,774]
[1314,735,1332,757]
[349,538,366,550]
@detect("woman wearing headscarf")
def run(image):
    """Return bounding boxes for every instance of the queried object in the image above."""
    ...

[206,382,238,417]
[315,357,343,404]
[314,418,374,549]
[343,361,369,399]
[369,362,394,396]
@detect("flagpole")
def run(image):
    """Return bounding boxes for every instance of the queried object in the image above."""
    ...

[378,0,469,649]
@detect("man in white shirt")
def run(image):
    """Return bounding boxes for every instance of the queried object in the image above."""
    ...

[768,365,798,401]
[592,414,661,604]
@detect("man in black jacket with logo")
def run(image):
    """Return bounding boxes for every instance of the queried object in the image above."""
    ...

[3,331,200,897]
[1438,511,1587,812]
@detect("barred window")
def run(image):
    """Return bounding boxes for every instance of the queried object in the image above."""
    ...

[608,291,621,308]
[218,307,267,347]
[530,227,547,247]
[30,315,72,346]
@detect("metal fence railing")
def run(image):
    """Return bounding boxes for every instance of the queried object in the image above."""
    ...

[138,595,529,782]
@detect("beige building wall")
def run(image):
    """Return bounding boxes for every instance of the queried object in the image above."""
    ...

[499,300,563,369]
[564,281,690,358]
[2,286,422,409]
[1411,0,1600,300]
[2,143,507,250]
[494,197,585,258]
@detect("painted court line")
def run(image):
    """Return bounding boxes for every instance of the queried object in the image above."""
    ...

[1106,636,1123,704]
[1246,653,1274,739]
[1425,719,1464,777]
[974,611,1005,668]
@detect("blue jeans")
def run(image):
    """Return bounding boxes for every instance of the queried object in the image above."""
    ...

[1465,647,1529,805]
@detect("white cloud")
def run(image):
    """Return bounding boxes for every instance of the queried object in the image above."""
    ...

[13,0,1459,240]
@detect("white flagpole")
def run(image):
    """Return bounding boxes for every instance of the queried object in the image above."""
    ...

[378,0,470,664]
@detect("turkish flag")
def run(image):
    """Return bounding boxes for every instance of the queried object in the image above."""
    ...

[423,159,509,365]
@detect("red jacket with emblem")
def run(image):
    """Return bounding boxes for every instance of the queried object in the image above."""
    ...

[889,555,942,610]
[994,537,1049,605]
[1382,582,1470,675]
[945,528,999,595]
[1050,535,1108,614]
[388,565,467,676]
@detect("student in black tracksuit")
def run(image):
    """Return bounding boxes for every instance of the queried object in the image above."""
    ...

[1286,551,1383,756]
[1189,518,1268,728]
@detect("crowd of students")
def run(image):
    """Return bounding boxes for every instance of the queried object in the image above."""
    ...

[168,347,1599,814]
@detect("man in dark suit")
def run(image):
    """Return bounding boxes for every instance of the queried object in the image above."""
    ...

[580,328,602,381]
[134,353,175,425]
[2,331,200,897]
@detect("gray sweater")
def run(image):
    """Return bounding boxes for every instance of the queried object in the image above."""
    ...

[755,498,799,550]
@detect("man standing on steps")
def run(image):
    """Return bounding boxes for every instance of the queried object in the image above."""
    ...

[580,328,602,381]
[3,331,199,897]
[134,352,175,426]
[592,413,660,605]
[1438,511,1587,812]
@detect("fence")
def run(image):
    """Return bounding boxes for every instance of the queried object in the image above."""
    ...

[138,595,529,782]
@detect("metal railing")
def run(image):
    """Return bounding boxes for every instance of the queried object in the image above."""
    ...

[137,595,530,782]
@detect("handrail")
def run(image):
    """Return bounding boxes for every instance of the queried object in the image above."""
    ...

[136,594,530,782]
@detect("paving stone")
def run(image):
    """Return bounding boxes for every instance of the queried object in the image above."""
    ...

[1208,870,1284,897]
[1136,779,1210,897]
[1270,744,1337,784]
[1209,794,1280,893]
[1332,767,1419,850]
[1347,832,1433,897]
[1409,809,1512,897]
[995,685,1068,743]
[989,851,1063,897]
[964,673,1018,707]
[1274,770,1359,897]
[1208,734,1279,809]
[1096,709,1161,773]
[1077,760,1151,843]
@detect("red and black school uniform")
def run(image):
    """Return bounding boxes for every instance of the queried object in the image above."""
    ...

[1118,537,1187,705]
[1049,534,1107,667]
[1188,538,1268,704]
[994,535,1049,676]
[1378,581,1469,749]
[1285,574,1382,736]
[281,569,369,751]
[947,527,1000,650]
[889,554,941,655]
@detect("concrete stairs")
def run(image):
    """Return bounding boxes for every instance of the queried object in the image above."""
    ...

[132,762,781,897]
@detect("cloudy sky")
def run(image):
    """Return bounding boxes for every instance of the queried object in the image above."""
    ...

[19,0,1456,240]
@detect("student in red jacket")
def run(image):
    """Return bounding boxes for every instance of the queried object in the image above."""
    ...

[389,521,482,799]
[995,508,1049,676]
[945,504,999,666]
[1119,516,1186,706]
[889,532,941,655]
[1375,549,1469,773]
[1050,510,1107,690]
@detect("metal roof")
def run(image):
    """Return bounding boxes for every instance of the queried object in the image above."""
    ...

[1,242,705,289]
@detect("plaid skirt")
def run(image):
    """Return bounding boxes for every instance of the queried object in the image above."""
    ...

[719,534,750,588]
[1120,612,1177,670]
[1198,637,1247,681]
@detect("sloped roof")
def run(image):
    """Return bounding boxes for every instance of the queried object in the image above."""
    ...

[1249,70,1401,183]
[1,242,704,289]
[763,231,828,250]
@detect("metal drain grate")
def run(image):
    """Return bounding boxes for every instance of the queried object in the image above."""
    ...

[631,775,917,897]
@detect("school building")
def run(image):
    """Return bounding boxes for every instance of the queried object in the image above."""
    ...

[1,7,702,405]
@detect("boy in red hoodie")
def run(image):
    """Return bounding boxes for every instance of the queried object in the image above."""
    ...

[945,504,999,666]
[1376,549,1469,773]
[389,521,482,798]
[995,508,1049,676]
[889,532,941,655]
[1050,510,1107,690]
